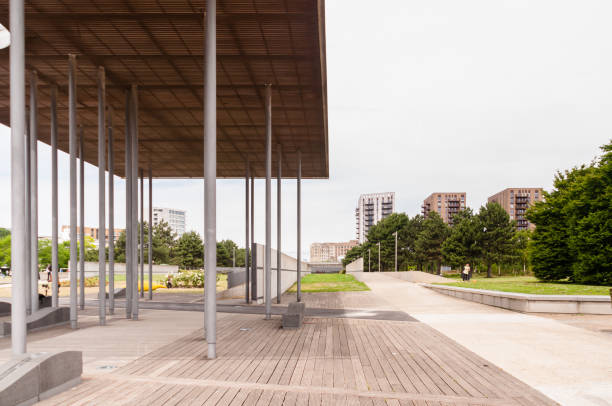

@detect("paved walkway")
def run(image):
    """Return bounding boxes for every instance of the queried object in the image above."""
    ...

[0,274,577,405]
[353,272,612,406]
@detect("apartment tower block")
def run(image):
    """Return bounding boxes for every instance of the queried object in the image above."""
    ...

[355,192,395,243]
[422,192,466,225]
[488,188,543,230]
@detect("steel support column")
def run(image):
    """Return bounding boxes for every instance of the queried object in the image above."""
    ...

[50,85,59,308]
[203,0,217,358]
[124,89,132,319]
[68,54,78,329]
[245,161,250,303]
[297,150,302,302]
[250,175,255,301]
[79,127,85,309]
[10,0,27,354]
[108,106,115,315]
[25,112,30,315]
[264,84,272,320]
[139,169,144,298]
[148,167,153,300]
[130,85,139,320]
[97,67,106,325]
[29,70,39,313]
[276,144,282,304]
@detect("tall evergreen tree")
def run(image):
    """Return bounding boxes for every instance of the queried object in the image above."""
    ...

[477,202,516,278]
[415,212,450,275]
[442,209,481,270]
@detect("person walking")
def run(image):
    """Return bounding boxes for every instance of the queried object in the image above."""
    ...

[462,263,471,281]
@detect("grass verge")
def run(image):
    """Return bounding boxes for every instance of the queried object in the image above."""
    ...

[287,273,369,293]
[435,276,611,296]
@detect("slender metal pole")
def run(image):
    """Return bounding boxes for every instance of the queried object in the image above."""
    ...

[140,169,144,298]
[29,70,39,313]
[124,89,132,319]
[148,167,153,300]
[79,127,85,309]
[131,84,139,320]
[108,105,115,314]
[394,231,398,272]
[10,0,27,354]
[68,54,78,329]
[297,149,302,302]
[97,66,106,325]
[24,110,31,315]
[232,247,235,268]
[245,161,250,304]
[378,241,381,272]
[368,248,371,272]
[51,85,59,308]
[203,0,217,359]
[264,84,272,320]
[276,144,281,304]
[250,175,255,301]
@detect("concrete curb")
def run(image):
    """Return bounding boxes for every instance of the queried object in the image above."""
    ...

[423,284,612,314]
[1,307,70,336]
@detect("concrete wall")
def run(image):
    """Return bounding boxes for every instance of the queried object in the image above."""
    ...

[309,263,342,273]
[253,243,311,302]
[424,284,612,315]
[346,257,363,273]
[83,261,178,277]
[383,271,449,283]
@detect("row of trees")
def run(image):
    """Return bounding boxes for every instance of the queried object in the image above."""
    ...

[527,141,611,285]
[0,221,246,270]
[343,202,525,278]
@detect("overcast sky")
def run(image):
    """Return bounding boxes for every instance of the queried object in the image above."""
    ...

[1,0,611,260]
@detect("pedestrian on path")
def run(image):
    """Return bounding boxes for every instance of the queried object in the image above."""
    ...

[462,263,471,281]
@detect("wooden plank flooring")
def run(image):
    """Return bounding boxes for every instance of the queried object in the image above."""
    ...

[38,311,557,406]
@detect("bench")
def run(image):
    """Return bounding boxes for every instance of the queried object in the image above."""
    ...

[282,302,306,329]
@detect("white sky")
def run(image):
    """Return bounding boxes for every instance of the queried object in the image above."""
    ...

[1,0,611,260]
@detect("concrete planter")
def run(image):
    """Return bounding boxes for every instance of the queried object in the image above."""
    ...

[423,284,612,315]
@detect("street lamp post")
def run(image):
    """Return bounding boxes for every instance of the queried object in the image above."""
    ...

[368,248,371,272]
[394,231,398,272]
[377,241,381,272]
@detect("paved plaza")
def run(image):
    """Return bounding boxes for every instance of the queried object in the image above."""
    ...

[2,274,612,405]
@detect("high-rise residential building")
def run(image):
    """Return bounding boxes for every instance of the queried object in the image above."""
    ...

[153,207,187,237]
[355,192,395,243]
[310,240,359,263]
[488,188,544,230]
[422,192,466,225]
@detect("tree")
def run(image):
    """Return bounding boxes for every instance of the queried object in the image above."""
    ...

[0,235,11,267]
[174,231,204,268]
[0,228,10,239]
[527,140,612,284]
[415,212,450,275]
[477,202,516,278]
[342,245,363,268]
[512,229,531,274]
[38,239,71,269]
[442,209,481,270]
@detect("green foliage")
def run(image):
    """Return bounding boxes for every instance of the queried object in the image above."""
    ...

[288,273,369,293]
[436,276,610,295]
[415,212,450,274]
[172,269,205,288]
[442,209,481,270]
[342,245,363,267]
[477,202,517,278]
[528,141,612,284]
[174,231,204,268]
[0,235,11,267]
[0,228,10,239]
[37,239,71,269]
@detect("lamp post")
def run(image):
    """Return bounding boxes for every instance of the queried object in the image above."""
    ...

[377,241,381,272]
[368,248,371,272]
[393,231,398,272]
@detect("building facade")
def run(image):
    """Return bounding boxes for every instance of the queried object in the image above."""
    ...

[355,192,395,243]
[153,207,187,236]
[60,226,124,245]
[310,240,359,263]
[422,192,466,225]
[488,188,543,230]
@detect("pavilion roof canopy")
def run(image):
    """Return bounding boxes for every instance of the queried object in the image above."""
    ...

[0,0,328,179]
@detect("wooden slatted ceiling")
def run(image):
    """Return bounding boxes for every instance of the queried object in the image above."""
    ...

[0,0,329,179]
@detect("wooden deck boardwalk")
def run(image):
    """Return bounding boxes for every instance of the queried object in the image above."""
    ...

[38,305,557,406]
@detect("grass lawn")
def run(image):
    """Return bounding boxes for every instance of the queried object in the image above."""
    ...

[287,273,369,293]
[435,276,611,296]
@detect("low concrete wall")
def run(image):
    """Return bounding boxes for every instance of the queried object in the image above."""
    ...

[346,257,363,273]
[424,284,612,315]
[2,307,70,336]
[83,261,178,277]
[0,351,82,406]
[309,263,342,273]
[253,244,311,303]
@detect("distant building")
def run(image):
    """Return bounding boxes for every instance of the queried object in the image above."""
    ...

[488,188,543,230]
[310,240,359,263]
[355,192,395,243]
[60,226,124,245]
[422,192,466,225]
[153,207,186,237]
